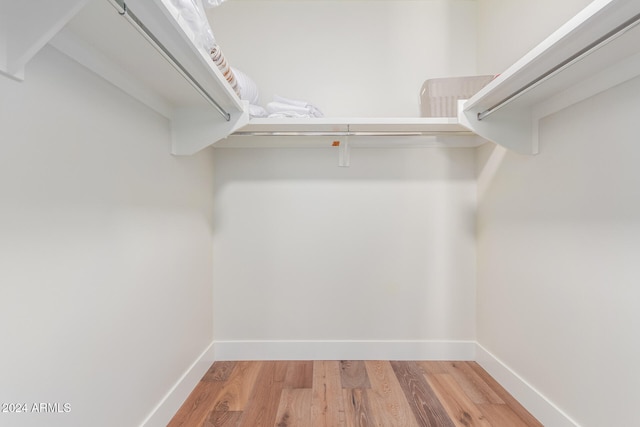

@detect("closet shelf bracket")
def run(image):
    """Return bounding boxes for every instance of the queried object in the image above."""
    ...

[335,138,351,167]
[0,0,90,81]
[460,0,640,155]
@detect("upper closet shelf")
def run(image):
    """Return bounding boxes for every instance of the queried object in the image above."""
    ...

[1,0,248,155]
[461,0,640,155]
[7,0,637,156]
[218,117,486,148]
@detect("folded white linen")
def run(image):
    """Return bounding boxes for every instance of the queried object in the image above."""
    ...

[249,104,268,118]
[203,0,228,6]
[271,95,324,118]
[168,0,215,50]
[267,112,315,118]
[266,101,313,115]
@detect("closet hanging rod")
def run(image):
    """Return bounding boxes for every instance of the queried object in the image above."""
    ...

[232,131,474,137]
[113,0,231,122]
[477,11,640,121]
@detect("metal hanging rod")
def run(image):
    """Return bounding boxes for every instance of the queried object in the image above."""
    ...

[477,11,640,121]
[113,0,231,122]
[231,131,474,137]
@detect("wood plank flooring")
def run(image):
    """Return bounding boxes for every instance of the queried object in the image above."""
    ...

[168,361,543,427]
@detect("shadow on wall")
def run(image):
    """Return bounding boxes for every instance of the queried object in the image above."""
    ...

[212,146,476,183]
[477,142,508,202]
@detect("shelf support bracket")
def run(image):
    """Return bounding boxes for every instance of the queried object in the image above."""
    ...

[0,0,90,81]
[334,138,350,167]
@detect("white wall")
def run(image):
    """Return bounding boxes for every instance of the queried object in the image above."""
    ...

[476,0,593,74]
[207,0,478,117]
[477,75,640,427]
[476,2,640,425]
[212,147,477,356]
[0,47,215,427]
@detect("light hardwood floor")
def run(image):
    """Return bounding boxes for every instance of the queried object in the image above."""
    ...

[168,360,543,427]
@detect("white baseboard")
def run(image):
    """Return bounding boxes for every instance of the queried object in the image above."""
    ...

[140,342,216,427]
[213,340,476,361]
[475,343,580,427]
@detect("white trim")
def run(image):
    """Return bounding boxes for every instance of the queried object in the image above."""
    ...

[140,342,216,427]
[213,340,476,361]
[475,343,581,427]
[139,340,582,427]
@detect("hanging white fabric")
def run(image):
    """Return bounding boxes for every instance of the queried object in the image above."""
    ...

[203,0,228,7]
[167,0,216,50]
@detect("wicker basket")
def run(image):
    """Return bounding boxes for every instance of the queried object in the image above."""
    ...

[420,75,494,117]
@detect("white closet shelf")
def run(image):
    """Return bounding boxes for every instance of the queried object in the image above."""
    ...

[217,117,486,148]
[6,0,638,156]
[461,0,640,155]
[1,0,248,155]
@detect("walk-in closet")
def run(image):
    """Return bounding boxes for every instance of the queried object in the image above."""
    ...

[1,0,639,426]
